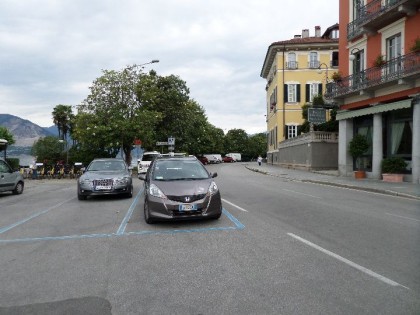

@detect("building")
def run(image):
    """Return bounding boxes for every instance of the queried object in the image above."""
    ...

[325,0,420,183]
[260,25,339,164]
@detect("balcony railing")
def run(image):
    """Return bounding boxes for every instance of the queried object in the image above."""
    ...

[325,52,420,99]
[308,61,320,69]
[286,61,298,69]
[347,0,404,40]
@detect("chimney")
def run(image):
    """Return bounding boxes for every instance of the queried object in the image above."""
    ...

[302,29,309,38]
[315,26,321,37]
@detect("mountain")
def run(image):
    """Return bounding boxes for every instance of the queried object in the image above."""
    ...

[0,114,53,146]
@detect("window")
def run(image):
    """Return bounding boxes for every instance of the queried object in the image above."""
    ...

[286,125,298,139]
[284,84,300,103]
[386,33,402,75]
[306,83,322,102]
[309,52,319,68]
[331,51,339,67]
[386,108,412,160]
[269,86,277,111]
[287,53,298,69]
[353,0,364,20]
[351,49,365,87]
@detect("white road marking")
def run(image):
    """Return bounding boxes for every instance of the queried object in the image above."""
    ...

[385,213,420,222]
[221,198,249,212]
[287,233,409,289]
[282,189,321,199]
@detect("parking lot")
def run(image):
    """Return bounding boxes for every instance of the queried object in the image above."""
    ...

[0,178,244,244]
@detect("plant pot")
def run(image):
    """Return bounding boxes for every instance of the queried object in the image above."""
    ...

[382,173,404,182]
[354,170,366,179]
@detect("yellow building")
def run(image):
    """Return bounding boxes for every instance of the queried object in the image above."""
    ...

[260,25,339,163]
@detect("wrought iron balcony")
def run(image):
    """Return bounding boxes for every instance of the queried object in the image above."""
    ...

[325,52,420,99]
[286,61,298,69]
[347,0,418,41]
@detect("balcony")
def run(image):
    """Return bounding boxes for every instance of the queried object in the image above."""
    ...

[325,51,420,99]
[286,61,298,69]
[308,61,320,69]
[347,0,420,41]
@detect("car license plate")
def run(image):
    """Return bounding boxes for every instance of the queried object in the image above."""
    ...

[95,185,112,190]
[179,204,197,211]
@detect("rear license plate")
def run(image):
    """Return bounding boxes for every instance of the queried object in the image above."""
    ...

[179,204,197,211]
[95,185,112,190]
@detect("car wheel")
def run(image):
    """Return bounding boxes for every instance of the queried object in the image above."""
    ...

[13,181,24,195]
[144,200,154,224]
[126,185,133,198]
[78,191,87,200]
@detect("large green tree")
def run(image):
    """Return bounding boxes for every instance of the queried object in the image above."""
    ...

[245,133,268,160]
[74,65,162,165]
[31,136,64,164]
[224,129,249,154]
[0,126,15,146]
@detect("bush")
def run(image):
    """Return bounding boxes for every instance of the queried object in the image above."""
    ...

[6,158,20,170]
[381,157,407,174]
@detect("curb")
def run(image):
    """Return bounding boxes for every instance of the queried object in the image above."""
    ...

[245,166,420,201]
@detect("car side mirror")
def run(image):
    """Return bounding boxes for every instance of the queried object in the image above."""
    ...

[211,172,218,178]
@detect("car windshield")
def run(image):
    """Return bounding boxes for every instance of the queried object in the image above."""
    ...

[88,160,126,171]
[152,159,209,181]
[142,154,159,162]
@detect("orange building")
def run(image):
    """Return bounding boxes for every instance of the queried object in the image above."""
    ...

[326,0,420,183]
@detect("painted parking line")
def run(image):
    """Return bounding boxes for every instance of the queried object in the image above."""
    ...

[288,233,409,289]
[116,187,144,235]
[222,198,249,212]
[0,197,75,234]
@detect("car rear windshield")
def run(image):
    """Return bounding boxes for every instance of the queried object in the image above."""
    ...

[88,161,126,171]
[152,160,209,181]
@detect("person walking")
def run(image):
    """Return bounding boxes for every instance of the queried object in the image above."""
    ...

[257,155,262,166]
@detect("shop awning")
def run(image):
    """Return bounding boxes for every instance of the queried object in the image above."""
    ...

[336,98,412,121]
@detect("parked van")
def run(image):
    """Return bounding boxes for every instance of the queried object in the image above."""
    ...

[226,153,241,162]
[204,154,222,164]
[137,151,160,176]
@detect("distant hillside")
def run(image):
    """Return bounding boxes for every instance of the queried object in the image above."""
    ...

[0,114,53,146]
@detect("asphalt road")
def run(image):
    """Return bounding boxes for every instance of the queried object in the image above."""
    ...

[0,163,419,314]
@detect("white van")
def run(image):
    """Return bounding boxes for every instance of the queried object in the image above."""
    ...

[204,154,222,164]
[137,151,160,176]
[226,153,241,162]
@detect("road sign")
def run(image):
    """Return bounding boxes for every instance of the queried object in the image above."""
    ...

[308,108,326,125]
[168,137,175,145]
[156,142,168,146]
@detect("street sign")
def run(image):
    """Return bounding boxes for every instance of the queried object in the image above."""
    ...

[156,142,168,146]
[168,137,175,145]
[308,108,326,125]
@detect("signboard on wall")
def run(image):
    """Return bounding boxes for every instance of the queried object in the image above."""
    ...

[308,108,326,125]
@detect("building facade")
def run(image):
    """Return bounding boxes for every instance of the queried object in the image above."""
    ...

[325,0,420,183]
[260,25,339,164]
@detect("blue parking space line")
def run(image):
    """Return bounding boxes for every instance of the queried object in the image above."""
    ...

[0,197,74,234]
[116,187,144,235]
[0,207,245,244]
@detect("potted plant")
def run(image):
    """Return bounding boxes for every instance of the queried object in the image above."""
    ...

[381,157,407,182]
[410,37,420,53]
[332,71,342,82]
[349,134,369,179]
[373,54,386,67]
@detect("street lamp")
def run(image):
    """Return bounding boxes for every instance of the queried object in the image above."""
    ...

[349,47,361,61]
[58,139,68,165]
[137,60,159,69]
[317,62,329,82]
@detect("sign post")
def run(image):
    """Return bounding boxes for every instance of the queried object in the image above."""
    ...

[308,108,326,125]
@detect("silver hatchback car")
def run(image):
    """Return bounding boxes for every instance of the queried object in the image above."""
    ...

[0,158,24,195]
[139,156,222,223]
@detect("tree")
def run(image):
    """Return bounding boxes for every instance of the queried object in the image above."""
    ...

[246,133,267,160]
[52,105,73,140]
[74,65,162,165]
[224,129,248,154]
[31,136,64,164]
[0,126,15,150]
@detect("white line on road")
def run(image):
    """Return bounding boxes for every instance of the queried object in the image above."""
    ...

[282,189,321,199]
[287,233,409,289]
[221,198,249,212]
[385,213,420,222]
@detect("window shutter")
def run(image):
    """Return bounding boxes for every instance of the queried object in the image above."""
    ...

[297,84,301,102]
[318,83,323,95]
[285,126,289,139]
[305,84,310,102]
[284,84,288,102]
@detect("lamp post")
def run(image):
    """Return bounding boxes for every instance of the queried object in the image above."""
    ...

[317,62,329,82]
[349,47,361,61]
[58,140,68,165]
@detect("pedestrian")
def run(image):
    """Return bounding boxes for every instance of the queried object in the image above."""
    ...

[257,155,262,166]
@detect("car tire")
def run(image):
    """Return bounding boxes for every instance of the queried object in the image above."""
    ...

[13,181,24,195]
[126,185,133,198]
[144,200,154,224]
[78,191,87,200]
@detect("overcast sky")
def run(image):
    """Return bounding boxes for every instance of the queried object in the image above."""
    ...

[0,0,338,134]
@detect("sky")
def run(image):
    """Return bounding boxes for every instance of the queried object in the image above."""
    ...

[0,0,339,135]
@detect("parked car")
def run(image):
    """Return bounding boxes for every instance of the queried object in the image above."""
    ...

[138,156,222,223]
[226,153,241,162]
[222,156,234,163]
[197,155,209,165]
[77,158,133,200]
[204,154,222,164]
[0,158,24,195]
[137,151,160,177]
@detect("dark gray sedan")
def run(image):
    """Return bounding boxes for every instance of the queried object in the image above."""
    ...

[139,156,222,223]
[77,158,133,200]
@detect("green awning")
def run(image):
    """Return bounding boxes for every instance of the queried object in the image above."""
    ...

[336,99,412,121]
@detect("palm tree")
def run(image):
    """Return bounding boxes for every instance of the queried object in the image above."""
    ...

[52,105,73,140]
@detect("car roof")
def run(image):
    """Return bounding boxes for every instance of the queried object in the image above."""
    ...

[155,156,198,162]
[92,158,126,162]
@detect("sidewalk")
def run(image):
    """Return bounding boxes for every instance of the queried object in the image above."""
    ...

[245,163,420,201]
